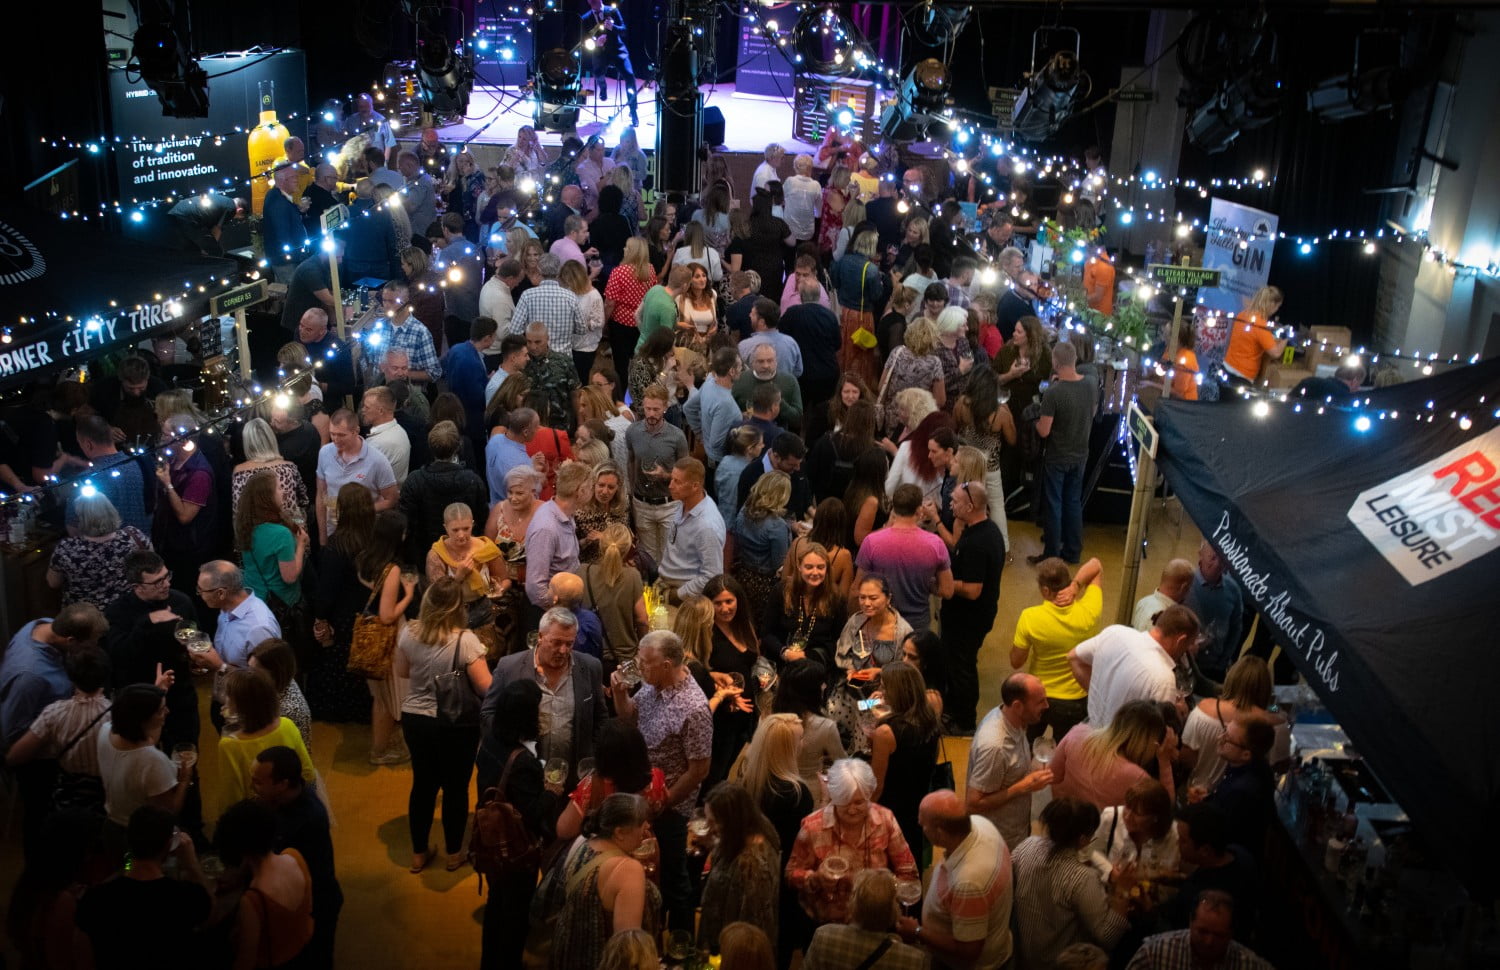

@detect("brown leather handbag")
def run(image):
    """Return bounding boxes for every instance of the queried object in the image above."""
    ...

[347,565,398,680]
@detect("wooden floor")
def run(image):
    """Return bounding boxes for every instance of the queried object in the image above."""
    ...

[0,501,1207,968]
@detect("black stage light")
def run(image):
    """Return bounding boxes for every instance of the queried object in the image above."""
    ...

[533,47,582,131]
[416,29,473,116]
[1187,73,1280,154]
[131,20,209,118]
[879,58,952,139]
[1011,49,1084,141]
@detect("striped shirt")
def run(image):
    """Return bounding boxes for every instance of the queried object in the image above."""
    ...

[1011,835,1129,969]
[1125,930,1274,970]
[29,692,111,775]
[922,815,1013,970]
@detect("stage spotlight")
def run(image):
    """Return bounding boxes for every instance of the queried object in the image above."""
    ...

[879,58,952,139]
[912,3,972,48]
[1308,36,1407,123]
[1011,48,1085,141]
[130,18,209,117]
[532,47,582,131]
[1186,72,1280,154]
[793,5,861,77]
[415,28,474,115]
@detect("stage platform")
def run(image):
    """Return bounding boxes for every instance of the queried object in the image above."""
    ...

[436,81,816,156]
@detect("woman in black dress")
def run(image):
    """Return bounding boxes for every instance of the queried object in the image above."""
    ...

[868,661,940,859]
[746,191,793,299]
[705,574,761,788]
[307,484,379,724]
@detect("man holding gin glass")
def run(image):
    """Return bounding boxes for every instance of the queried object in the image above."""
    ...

[481,606,605,789]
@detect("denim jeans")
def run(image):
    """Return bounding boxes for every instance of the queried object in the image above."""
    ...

[1042,459,1086,562]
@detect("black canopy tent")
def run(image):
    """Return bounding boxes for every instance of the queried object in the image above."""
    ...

[1153,357,1500,898]
[0,205,239,387]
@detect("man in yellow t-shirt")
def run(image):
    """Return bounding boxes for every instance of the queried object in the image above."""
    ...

[1009,556,1103,741]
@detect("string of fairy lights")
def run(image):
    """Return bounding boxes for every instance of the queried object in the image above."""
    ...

[0,364,320,513]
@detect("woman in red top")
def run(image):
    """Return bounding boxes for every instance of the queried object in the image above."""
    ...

[557,719,670,840]
[603,237,658,393]
[523,391,573,501]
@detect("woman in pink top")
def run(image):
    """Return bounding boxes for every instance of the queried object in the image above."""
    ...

[1049,700,1177,809]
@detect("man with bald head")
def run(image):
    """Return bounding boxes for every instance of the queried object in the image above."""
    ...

[548,571,606,662]
[967,673,1053,848]
[1131,558,1195,632]
[900,789,1014,969]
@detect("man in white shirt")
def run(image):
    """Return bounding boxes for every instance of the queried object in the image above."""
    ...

[1069,605,1201,727]
[900,790,1014,970]
[751,142,786,197]
[781,154,823,244]
[360,386,412,483]
[1130,558,1193,631]
[479,256,522,340]
[966,673,1054,848]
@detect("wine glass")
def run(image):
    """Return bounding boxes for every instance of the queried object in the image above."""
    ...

[997,386,1012,406]
[1032,735,1056,767]
[896,878,923,915]
[186,634,213,655]
[173,620,200,646]
[665,929,695,963]
[577,757,596,780]
[820,854,850,889]
[172,743,198,770]
[729,672,745,692]
[544,758,568,787]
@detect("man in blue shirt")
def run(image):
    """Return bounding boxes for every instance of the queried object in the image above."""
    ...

[0,604,109,860]
[70,414,149,535]
[443,317,498,457]
[437,212,485,350]
[486,407,539,504]
[682,348,744,469]
[738,298,803,378]
[1185,541,1245,683]
[194,560,281,732]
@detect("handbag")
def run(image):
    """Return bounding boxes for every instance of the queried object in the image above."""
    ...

[434,631,482,728]
[347,565,398,680]
[930,734,955,792]
[52,703,112,813]
[849,261,878,349]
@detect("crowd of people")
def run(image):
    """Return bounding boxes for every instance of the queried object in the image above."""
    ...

[0,118,1288,970]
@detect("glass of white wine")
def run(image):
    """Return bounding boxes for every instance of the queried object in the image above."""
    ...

[1032,735,1056,766]
[544,758,568,787]
[172,743,198,770]
[896,878,923,915]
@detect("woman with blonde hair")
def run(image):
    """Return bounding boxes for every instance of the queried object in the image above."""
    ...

[740,713,813,870]
[232,416,309,523]
[559,258,606,377]
[399,247,447,349]
[877,317,947,423]
[574,460,629,561]
[426,502,506,631]
[276,342,331,440]
[513,239,544,298]
[728,470,791,604]
[1182,655,1289,791]
[393,577,493,872]
[894,214,930,274]
[831,197,866,262]
[1223,284,1287,387]
[830,228,887,387]
[1050,699,1176,810]
[671,595,733,705]
[603,235,658,379]
[578,521,649,670]
[598,929,658,970]
[672,221,724,282]
[502,124,545,174]
[868,661,940,855]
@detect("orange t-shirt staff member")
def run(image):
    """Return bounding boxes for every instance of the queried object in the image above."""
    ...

[1221,285,1286,383]
[1171,322,1200,401]
[1083,249,1116,317]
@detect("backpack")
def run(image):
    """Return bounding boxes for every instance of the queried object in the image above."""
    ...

[470,749,543,891]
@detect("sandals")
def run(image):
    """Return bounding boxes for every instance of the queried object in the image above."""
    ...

[410,846,435,873]
[445,853,468,872]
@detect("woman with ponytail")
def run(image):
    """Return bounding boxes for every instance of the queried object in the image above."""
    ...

[577,521,649,675]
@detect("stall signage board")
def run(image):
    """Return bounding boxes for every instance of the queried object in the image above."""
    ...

[211,280,268,316]
[0,296,205,382]
[321,204,349,234]
[1115,87,1154,102]
[1127,402,1158,459]
[1148,264,1222,289]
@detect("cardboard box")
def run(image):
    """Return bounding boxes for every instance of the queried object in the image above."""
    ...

[1263,364,1313,391]
[1305,326,1353,371]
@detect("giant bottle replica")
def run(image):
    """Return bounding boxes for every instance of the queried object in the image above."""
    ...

[247,80,290,216]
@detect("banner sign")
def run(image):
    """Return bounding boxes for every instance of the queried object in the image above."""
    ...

[735,3,796,98]
[1148,264,1222,289]
[107,50,308,204]
[1199,198,1278,314]
[0,296,205,382]
[1346,425,1500,585]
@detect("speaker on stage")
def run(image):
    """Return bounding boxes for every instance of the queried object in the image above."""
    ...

[702,106,725,147]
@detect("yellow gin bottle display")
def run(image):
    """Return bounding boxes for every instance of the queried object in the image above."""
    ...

[247,80,290,215]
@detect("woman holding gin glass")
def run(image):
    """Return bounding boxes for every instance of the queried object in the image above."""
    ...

[427,502,506,630]
[785,758,918,927]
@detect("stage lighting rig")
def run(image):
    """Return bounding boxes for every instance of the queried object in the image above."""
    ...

[912,3,971,49]
[1178,11,1280,153]
[879,58,952,140]
[1010,30,1088,142]
[415,28,474,116]
[793,5,868,77]
[1307,29,1407,123]
[129,8,209,118]
[532,47,582,131]
[1187,72,1280,153]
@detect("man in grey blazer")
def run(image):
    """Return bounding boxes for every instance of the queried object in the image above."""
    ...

[480,607,606,788]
